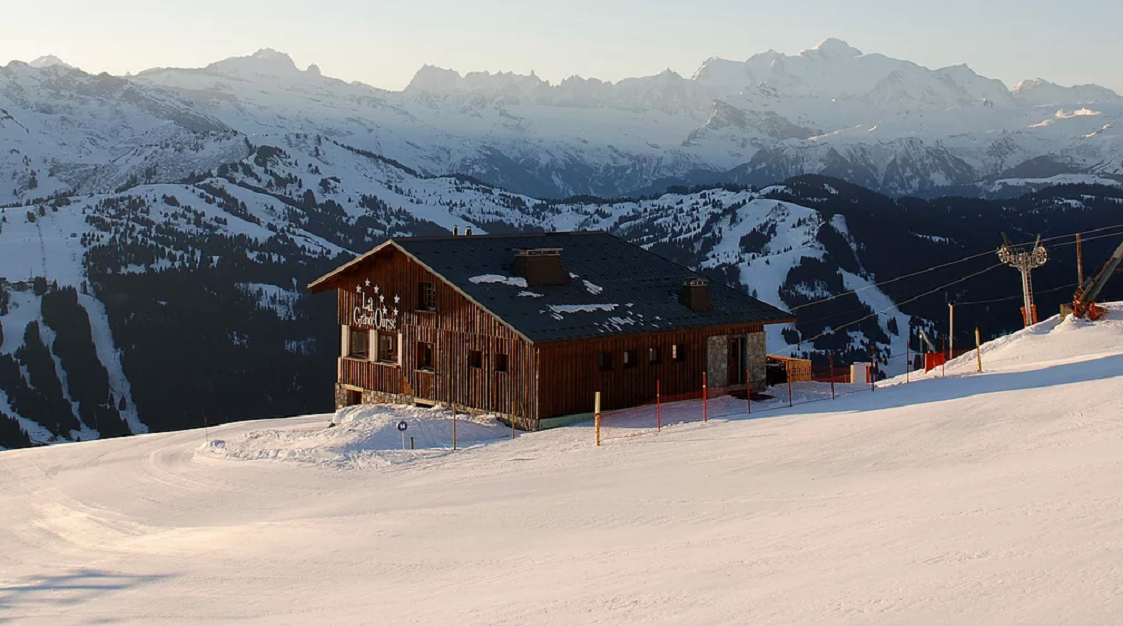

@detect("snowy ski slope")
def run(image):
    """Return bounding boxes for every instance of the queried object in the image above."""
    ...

[3,308,1123,624]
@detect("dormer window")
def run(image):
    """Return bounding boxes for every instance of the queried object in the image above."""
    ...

[512,248,568,286]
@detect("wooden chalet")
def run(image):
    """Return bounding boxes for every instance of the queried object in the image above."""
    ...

[307,232,794,430]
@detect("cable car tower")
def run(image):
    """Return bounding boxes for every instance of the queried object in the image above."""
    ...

[998,233,1048,327]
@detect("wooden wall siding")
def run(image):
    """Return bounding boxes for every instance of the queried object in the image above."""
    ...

[537,323,763,418]
[335,247,539,421]
[340,359,404,394]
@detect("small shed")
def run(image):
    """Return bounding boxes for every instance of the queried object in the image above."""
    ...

[766,355,813,383]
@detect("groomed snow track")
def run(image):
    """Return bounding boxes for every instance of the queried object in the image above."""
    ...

[3,309,1123,624]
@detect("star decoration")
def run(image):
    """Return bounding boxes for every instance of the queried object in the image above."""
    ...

[355,285,362,292]
[394,295,401,304]
[379,294,385,303]
[393,307,399,316]
[365,278,371,287]
[374,285,380,294]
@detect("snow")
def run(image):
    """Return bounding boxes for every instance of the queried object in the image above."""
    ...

[4,306,1123,623]
[205,404,509,468]
[468,274,528,288]
[548,303,618,314]
[582,279,604,295]
[6,38,1122,203]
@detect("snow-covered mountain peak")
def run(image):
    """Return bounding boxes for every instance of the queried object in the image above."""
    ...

[805,38,864,59]
[404,64,462,92]
[205,48,303,77]
[28,54,75,70]
[1013,78,1122,105]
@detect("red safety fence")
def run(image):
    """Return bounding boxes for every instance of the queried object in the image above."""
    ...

[594,341,987,445]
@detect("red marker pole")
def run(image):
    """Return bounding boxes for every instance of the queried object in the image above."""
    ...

[829,354,836,400]
[786,361,793,408]
[702,372,708,423]
[656,380,662,433]
[870,344,876,392]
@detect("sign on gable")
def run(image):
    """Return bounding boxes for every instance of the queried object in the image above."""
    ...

[352,280,400,331]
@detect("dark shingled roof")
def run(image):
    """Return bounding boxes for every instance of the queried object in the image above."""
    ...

[393,232,793,343]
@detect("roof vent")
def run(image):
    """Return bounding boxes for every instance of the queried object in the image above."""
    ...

[679,277,713,311]
[512,248,568,286]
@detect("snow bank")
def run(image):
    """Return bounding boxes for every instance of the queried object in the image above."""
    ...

[204,404,509,468]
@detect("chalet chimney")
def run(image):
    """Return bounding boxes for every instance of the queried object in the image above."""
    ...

[512,248,568,286]
[453,226,460,236]
[679,277,713,311]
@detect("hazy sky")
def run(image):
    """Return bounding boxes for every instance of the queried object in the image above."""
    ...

[3,0,1122,93]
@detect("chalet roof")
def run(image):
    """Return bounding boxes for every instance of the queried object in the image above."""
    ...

[310,231,793,343]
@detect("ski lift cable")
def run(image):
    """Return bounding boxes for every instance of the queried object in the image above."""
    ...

[797,262,1005,346]
[953,282,1080,307]
[789,222,1123,312]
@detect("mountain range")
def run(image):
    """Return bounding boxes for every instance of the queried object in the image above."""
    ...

[3,40,1123,448]
[3,39,1121,204]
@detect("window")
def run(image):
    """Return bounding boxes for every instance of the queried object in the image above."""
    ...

[672,344,687,362]
[377,332,397,363]
[348,328,369,359]
[469,350,483,369]
[416,342,434,370]
[599,352,613,371]
[649,347,662,364]
[417,281,436,311]
[494,353,508,373]
[623,349,637,369]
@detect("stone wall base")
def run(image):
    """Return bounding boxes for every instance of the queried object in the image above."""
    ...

[333,383,540,430]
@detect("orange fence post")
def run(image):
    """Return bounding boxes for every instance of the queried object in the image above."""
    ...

[941,338,946,377]
[656,380,662,433]
[595,392,601,447]
[702,372,708,423]
[906,331,911,384]
[829,354,836,400]
[975,327,983,373]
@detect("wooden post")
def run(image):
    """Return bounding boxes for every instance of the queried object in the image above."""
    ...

[656,380,662,432]
[410,436,415,450]
[595,392,601,447]
[941,337,946,377]
[906,327,911,384]
[745,366,751,414]
[1077,233,1085,287]
[975,327,983,373]
[702,372,708,422]
[829,354,836,400]
[452,404,458,451]
[786,361,793,407]
[949,303,955,359]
